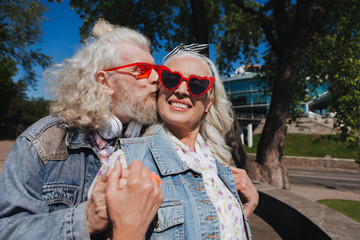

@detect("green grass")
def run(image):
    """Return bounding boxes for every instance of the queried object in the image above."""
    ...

[244,134,359,159]
[317,199,360,223]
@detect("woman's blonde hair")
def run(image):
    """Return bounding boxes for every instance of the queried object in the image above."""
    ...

[163,51,234,165]
[47,19,151,129]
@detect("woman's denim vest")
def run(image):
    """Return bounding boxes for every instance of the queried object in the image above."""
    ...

[118,125,252,240]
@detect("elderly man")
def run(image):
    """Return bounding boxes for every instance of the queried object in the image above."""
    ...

[0,19,163,239]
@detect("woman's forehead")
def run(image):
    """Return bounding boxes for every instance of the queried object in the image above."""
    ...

[166,56,210,77]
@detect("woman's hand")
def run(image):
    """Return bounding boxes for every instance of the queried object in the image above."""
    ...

[106,160,164,240]
[86,167,112,236]
[230,166,259,218]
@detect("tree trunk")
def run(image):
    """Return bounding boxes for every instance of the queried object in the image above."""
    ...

[226,115,248,169]
[230,0,326,190]
[190,0,210,56]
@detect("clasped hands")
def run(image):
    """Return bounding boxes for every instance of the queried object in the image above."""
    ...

[86,161,258,239]
[86,160,163,240]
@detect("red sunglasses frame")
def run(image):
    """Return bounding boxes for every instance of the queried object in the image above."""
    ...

[158,65,215,97]
[104,62,159,79]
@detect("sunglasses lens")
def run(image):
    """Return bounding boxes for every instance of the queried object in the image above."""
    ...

[189,77,209,96]
[161,70,181,89]
[135,64,151,78]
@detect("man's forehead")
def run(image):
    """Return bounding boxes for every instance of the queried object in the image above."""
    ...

[118,43,154,64]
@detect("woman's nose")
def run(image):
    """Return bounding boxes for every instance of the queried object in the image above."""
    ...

[174,81,189,96]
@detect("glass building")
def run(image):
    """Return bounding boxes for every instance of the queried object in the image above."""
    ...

[222,66,270,120]
[222,66,330,147]
[222,66,268,147]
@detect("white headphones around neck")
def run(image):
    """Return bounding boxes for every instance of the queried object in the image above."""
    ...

[97,116,142,139]
[97,116,123,140]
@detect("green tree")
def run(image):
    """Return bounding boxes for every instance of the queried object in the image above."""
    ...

[69,0,359,188]
[0,0,52,139]
[1,81,50,139]
[298,1,360,152]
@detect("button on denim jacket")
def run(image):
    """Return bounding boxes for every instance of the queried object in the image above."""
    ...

[118,125,252,240]
[0,115,99,239]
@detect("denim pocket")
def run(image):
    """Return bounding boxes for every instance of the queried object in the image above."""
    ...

[153,200,184,235]
[42,184,79,211]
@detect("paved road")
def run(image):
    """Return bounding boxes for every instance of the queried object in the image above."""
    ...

[289,168,360,193]
[288,167,360,201]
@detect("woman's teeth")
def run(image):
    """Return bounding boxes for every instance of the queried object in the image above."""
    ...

[170,102,189,109]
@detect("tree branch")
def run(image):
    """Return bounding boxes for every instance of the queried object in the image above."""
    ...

[231,0,281,55]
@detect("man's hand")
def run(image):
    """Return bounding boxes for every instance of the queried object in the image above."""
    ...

[86,168,112,235]
[230,166,259,218]
[106,160,164,240]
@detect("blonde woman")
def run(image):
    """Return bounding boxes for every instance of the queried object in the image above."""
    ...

[102,45,258,239]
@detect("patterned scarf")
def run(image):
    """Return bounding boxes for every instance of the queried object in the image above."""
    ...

[167,131,247,240]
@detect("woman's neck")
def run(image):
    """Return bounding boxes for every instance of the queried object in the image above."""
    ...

[166,124,200,151]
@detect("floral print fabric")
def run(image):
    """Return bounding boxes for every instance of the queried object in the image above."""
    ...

[167,132,247,240]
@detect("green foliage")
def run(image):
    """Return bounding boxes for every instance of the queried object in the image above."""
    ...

[68,0,224,53]
[215,0,271,74]
[0,92,50,139]
[0,0,53,139]
[317,199,360,223]
[297,0,360,148]
[0,0,52,88]
[245,134,359,159]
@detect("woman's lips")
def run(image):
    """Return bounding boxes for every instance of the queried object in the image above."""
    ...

[168,99,192,111]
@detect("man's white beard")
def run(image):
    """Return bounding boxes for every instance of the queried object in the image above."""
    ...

[113,81,158,125]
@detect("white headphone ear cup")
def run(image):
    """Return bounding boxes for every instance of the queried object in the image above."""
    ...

[124,120,142,138]
[97,116,123,139]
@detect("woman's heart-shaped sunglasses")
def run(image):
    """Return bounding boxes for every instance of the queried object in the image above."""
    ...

[158,65,215,97]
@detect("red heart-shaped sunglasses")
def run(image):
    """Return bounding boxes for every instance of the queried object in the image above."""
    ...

[158,65,215,97]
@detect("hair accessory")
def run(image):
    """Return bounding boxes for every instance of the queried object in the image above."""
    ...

[163,43,209,62]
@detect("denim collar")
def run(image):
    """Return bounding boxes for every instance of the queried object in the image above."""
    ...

[147,125,190,176]
[65,125,92,150]
[147,125,228,177]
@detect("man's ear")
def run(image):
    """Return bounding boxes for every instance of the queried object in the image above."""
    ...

[96,71,115,95]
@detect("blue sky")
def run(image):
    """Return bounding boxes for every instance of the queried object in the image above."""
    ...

[25,0,82,99]
[25,0,263,99]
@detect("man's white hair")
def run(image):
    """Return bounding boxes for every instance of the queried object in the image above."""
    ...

[47,19,151,129]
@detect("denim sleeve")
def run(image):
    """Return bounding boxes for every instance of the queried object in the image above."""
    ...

[0,136,90,240]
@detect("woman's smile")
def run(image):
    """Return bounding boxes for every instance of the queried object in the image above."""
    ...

[168,99,192,111]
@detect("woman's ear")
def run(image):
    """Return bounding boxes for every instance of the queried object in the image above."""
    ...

[205,95,214,113]
[96,71,115,95]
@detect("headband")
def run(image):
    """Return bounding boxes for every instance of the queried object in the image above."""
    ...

[163,43,215,77]
[163,43,209,61]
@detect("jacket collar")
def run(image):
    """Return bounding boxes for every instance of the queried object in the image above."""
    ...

[65,125,92,150]
[147,125,191,176]
[147,125,229,177]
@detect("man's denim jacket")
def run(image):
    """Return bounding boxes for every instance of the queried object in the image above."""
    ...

[118,125,252,239]
[0,115,99,239]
